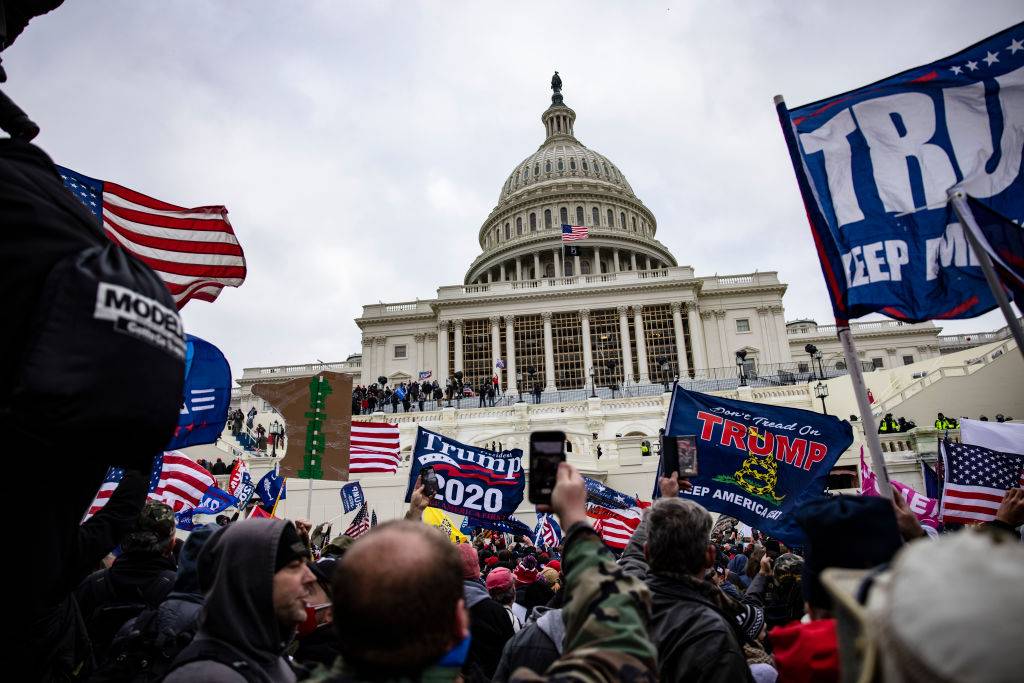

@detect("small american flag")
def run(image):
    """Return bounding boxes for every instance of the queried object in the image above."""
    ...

[350,422,401,474]
[148,451,218,512]
[83,467,126,521]
[587,504,642,550]
[344,503,371,538]
[534,513,562,548]
[939,440,1024,525]
[561,224,589,242]
[58,166,246,309]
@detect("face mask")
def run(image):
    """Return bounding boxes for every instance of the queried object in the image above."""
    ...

[297,602,331,638]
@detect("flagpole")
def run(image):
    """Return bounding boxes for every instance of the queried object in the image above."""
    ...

[838,326,892,497]
[948,190,1024,362]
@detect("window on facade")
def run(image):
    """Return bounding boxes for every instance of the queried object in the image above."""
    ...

[871,357,884,369]
[836,361,847,370]
[544,209,552,228]
[798,362,810,373]
[544,263,555,278]
[551,312,585,389]
[902,355,914,365]
[576,206,585,225]
[560,207,568,225]
[504,223,510,239]
[530,213,537,231]
[736,318,750,333]
[523,165,529,179]
[570,159,576,171]
[590,309,625,388]
[620,212,626,229]
[535,163,540,175]
[460,320,492,385]
[632,216,637,231]
[643,305,680,381]
[545,160,551,173]
[564,261,574,276]
[582,159,588,171]
[607,208,614,226]
[394,345,407,359]
[592,207,599,226]
[515,315,547,390]
[581,260,591,275]
[516,217,523,235]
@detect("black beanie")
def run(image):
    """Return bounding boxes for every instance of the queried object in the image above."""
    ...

[275,522,309,572]
[794,496,903,609]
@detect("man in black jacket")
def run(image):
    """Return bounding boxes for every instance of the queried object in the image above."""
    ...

[76,500,179,663]
[619,474,754,683]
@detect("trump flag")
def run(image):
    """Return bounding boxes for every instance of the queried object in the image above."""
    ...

[777,23,1024,322]
[662,387,853,544]
[166,334,232,451]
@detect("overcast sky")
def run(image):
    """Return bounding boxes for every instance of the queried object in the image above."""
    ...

[6,1,1021,377]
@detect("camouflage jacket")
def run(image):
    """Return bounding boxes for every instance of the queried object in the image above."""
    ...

[302,525,656,683]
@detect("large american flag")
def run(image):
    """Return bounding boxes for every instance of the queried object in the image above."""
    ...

[350,422,401,474]
[939,440,1024,525]
[58,166,246,308]
[83,467,126,521]
[561,224,589,242]
[148,451,217,512]
[582,477,645,550]
[344,503,371,538]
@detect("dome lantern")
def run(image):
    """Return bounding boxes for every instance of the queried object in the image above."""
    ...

[542,71,576,141]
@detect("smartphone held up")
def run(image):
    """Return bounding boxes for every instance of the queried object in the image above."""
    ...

[529,430,566,505]
[660,433,699,479]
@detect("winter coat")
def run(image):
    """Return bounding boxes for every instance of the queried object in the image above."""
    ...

[166,519,299,683]
[464,578,515,679]
[492,607,565,683]
[620,514,754,683]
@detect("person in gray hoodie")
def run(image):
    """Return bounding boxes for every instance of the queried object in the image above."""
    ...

[165,518,316,683]
[491,594,566,683]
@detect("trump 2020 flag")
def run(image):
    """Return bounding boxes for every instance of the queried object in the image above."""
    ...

[198,486,239,514]
[166,334,232,451]
[404,427,525,522]
[340,481,366,513]
[662,387,853,544]
[777,23,1024,322]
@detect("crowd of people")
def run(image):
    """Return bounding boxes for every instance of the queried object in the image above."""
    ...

[28,456,1024,682]
[873,410,1016,434]
[194,457,239,475]
[351,375,520,415]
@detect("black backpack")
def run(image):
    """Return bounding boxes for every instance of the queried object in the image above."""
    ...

[90,600,196,683]
[82,568,176,666]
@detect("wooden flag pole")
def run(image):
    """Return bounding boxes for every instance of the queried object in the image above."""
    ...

[838,327,892,498]
[948,190,1024,363]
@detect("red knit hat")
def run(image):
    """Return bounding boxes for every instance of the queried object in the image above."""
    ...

[484,555,499,567]
[513,560,540,586]
[545,560,561,572]
[769,619,839,683]
[485,566,514,591]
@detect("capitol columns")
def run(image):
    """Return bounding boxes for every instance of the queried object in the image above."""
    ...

[771,305,792,362]
[437,321,449,383]
[756,305,777,364]
[580,309,594,388]
[633,305,650,383]
[613,249,621,273]
[630,252,638,271]
[573,251,582,278]
[414,333,426,376]
[515,257,523,282]
[593,245,602,274]
[542,311,557,391]
[489,315,502,387]
[361,334,374,383]
[670,302,690,378]
[552,248,562,278]
[617,305,635,383]
[504,315,517,393]
[453,319,464,375]
[374,337,387,381]
[533,253,541,280]
[687,303,707,372]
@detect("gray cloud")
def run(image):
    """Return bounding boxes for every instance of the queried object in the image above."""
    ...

[6,1,1020,375]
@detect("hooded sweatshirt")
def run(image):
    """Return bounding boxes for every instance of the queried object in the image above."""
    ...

[165,519,298,683]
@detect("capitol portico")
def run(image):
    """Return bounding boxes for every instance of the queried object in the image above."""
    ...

[356,75,793,393]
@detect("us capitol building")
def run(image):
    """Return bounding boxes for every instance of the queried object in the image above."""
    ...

[357,74,798,394]
[224,75,1022,523]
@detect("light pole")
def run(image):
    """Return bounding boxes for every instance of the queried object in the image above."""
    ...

[736,350,748,387]
[814,381,829,415]
[805,343,824,380]
[606,359,618,398]
[656,355,672,393]
[516,370,523,402]
[589,366,597,398]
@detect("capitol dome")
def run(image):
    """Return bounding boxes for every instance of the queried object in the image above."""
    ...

[466,73,676,285]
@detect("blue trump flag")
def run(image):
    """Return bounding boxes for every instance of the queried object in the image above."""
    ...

[661,387,853,545]
[166,335,232,450]
[198,486,239,514]
[257,468,286,507]
[405,427,525,522]
[340,482,365,513]
[777,23,1023,323]
[461,514,533,538]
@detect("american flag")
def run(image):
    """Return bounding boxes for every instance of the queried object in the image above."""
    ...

[533,513,562,548]
[350,422,401,474]
[588,505,642,550]
[58,166,246,308]
[83,467,126,521]
[148,451,217,512]
[344,503,371,538]
[939,440,1024,525]
[561,224,589,241]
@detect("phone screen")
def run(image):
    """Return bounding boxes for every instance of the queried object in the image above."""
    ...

[529,431,566,504]
[420,466,439,497]
[675,435,699,477]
